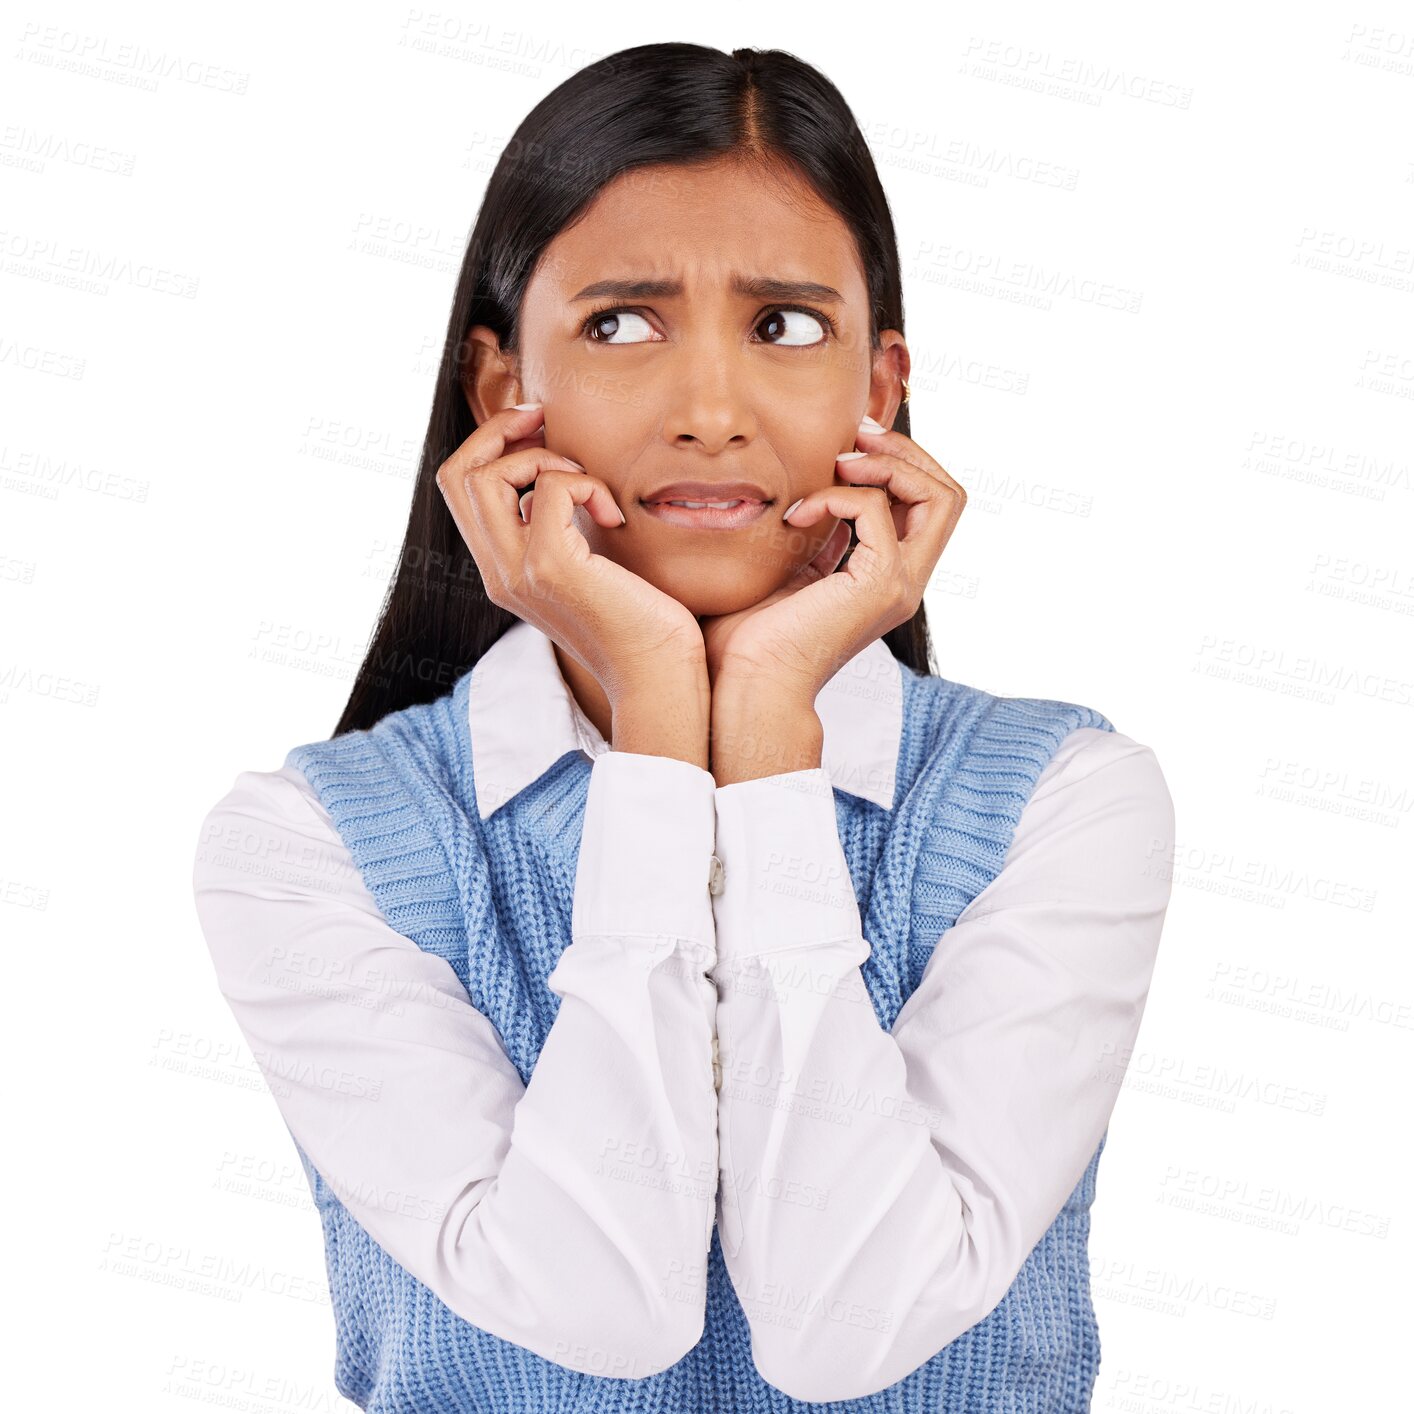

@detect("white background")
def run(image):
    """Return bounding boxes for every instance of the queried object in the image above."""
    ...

[5,2,1410,1408]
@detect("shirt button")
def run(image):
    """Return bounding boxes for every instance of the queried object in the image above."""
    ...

[711,1036,722,1091]
[707,854,725,896]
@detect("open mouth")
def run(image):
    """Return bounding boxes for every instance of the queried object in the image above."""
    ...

[638,497,773,529]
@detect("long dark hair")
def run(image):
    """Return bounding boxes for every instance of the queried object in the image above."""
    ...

[334,41,937,737]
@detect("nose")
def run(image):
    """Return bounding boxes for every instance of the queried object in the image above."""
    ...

[661,350,757,454]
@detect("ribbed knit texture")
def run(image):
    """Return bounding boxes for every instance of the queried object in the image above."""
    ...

[284,656,1115,1412]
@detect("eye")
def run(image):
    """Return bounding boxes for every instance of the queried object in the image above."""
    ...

[581,307,659,344]
[577,302,837,347]
[757,306,833,347]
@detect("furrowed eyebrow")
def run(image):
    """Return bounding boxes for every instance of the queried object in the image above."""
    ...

[570,274,845,303]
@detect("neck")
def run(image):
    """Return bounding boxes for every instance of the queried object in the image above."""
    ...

[552,643,616,748]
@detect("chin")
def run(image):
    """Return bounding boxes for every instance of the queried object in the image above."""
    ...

[638,560,785,619]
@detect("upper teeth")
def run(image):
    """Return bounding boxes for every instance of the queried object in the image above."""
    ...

[661,499,743,509]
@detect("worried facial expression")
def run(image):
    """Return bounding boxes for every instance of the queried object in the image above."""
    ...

[465,154,907,618]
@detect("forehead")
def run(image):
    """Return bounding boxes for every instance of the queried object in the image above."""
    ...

[529,158,866,300]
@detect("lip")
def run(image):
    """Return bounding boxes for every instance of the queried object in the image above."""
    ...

[638,480,774,531]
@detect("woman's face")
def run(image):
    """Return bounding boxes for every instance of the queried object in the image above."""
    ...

[465,155,908,618]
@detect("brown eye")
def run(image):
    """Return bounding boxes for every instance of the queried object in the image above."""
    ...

[757,308,830,347]
[584,309,656,344]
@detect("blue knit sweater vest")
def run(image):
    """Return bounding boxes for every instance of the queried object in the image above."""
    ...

[284,653,1116,1412]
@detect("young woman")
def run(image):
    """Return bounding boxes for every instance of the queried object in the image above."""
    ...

[193,42,1174,1413]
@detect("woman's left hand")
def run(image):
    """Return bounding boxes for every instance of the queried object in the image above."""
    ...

[700,417,966,710]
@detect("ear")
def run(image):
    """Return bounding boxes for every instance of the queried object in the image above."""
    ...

[866,330,910,429]
[459,326,525,424]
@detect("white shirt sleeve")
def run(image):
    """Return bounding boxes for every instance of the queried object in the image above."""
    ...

[192,749,720,1380]
[707,726,1175,1403]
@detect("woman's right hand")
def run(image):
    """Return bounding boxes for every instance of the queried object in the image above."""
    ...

[435,403,707,712]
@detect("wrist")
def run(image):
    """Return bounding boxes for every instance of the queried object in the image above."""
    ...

[610,660,711,769]
[711,680,823,786]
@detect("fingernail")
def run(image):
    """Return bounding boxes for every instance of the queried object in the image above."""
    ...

[513,401,543,411]
[859,415,886,433]
[616,505,627,526]
[837,451,867,461]
[783,497,804,522]
[518,490,532,523]
[563,457,585,470]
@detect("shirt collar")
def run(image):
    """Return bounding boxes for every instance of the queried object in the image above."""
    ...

[467,619,902,820]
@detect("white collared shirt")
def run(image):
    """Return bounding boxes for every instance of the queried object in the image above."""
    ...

[192,620,1173,1396]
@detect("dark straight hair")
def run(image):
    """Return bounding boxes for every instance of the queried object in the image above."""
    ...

[333,41,938,738]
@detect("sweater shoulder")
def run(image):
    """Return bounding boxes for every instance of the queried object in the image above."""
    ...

[280,688,477,953]
[901,666,1117,868]
[285,687,467,802]
[899,664,1115,787]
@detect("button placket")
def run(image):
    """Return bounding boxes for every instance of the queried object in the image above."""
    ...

[707,853,725,896]
[708,849,723,1089]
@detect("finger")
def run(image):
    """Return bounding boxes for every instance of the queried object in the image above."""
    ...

[831,455,967,576]
[444,442,597,591]
[802,517,852,581]
[784,485,897,557]
[836,450,938,505]
[435,405,548,552]
[851,421,966,503]
[835,449,962,543]
[524,467,627,578]
[527,467,624,531]
[448,403,547,477]
[775,516,853,598]
[784,484,924,606]
[506,425,547,457]
[435,405,550,519]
